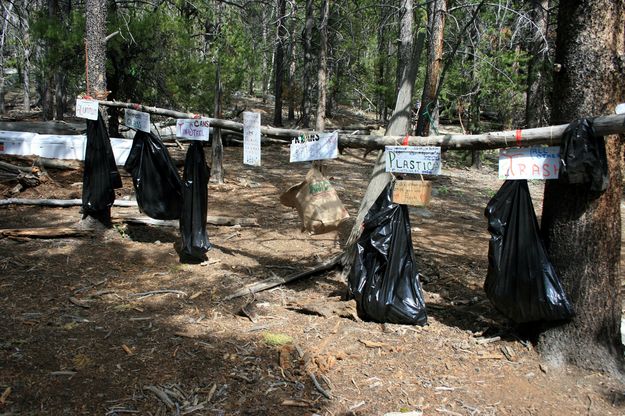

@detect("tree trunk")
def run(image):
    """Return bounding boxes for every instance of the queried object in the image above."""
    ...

[341,0,420,271]
[85,0,107,97]
[538,0,624,373]
[212,2,224,184]
[261,7,269,101]
[415,0,446,136]
[55,72,64,120]
[82,0,111,228]
[315,0,330,131]
[300,0,314,128]
[0,2,13,115]
[273,0,286,126]
[375,2,388,122]
[287,10,297,123]
[525,0,550,128]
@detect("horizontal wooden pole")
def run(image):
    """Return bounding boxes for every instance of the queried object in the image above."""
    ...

[341,114,625,150]
[97,100,625,150]
[97,100,308,139]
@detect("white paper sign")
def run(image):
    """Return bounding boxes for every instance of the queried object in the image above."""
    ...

[124,108,151,132]
[176,118,210,141]
[498,146,560,180]
[385,146,442,175]
[243,112,261,166]
[75,99,99,120]
[289,131,338,162]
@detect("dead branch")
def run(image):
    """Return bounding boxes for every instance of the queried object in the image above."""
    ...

[225,254,341,300]
[0,227,91,239]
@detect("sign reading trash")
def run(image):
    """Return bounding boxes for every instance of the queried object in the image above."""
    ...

[498,146,560,180]
[75,98,99,120]
[290,131,338,162]
[385,146,442,175]
[124,108,151,132]
[243,111,261,166]
[392,180,432,206]
[176,118,210,141]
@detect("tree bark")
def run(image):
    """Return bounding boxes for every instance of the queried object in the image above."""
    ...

[273,0,286,126]
[300,0,314,128]
[286,4,297,123]
[315,0,330,131]
[538,0,625,372]
[83,0,111,228]
[0,2,13,115]
[415,0,446,136]
[525,0,550,128]
[212,1,224,184]
[212,59,224,184]
[85,0,107,97]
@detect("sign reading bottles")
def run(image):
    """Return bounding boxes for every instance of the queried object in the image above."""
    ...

[243,112,261,166]
[176,118,210,141]
[289,131,339,162]
[385,146,442,175]
[498,146,560,180]
[124,109,151,132]
[75,98,99,120]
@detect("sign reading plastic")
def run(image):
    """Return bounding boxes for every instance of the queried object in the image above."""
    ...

[243,112,261,166]
[289,131,338,162]
[176,118,210,141]
[75,99,99,120]
[385,146,442,175]
[498,146,560,180]
[124,109,151,132]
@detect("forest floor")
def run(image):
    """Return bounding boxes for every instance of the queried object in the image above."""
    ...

[1,98,625,415]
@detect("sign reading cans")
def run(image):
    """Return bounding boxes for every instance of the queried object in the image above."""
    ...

[384,146,442,175]
[75,98,99,120]
[289,131,338,163]
[243,112,261,166]
[124,108,151,132]
[176,118,210,141]
[498,146,560,180]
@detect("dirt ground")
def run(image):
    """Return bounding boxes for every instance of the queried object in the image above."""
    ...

[1,119,625,415]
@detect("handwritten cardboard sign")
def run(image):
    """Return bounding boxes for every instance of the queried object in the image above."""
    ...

[498,146,560,180]
[75,99,99,120]
[124,108,151,132]
[290,131,339,163]
[243,112,261,166]
[392,180,432,206]
[176,118,210,141]
[385,146,442,175]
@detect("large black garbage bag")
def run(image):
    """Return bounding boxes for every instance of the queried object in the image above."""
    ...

[348,182,427,326]
[179,142,211,262]
[82,115,122,216]
[484,180,574,323]
[124,131,183,220]
[560,118,608,192]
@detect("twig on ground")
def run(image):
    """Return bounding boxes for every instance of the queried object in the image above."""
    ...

[309,372,332,400]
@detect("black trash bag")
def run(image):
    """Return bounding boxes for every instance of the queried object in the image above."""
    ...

[559,118,608,192]
[484,180,574,323]
[124,130,183,220]
[348,182,427,326]
[82,115,122,217]
[179,142,211,262]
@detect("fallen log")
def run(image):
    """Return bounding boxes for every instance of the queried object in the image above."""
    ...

[0,198,137,207]
[224,254,341,300]
[116,214,259,227]
[0,227,91,239]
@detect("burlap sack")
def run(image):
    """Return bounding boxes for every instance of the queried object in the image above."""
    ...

[280,167,350,234]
